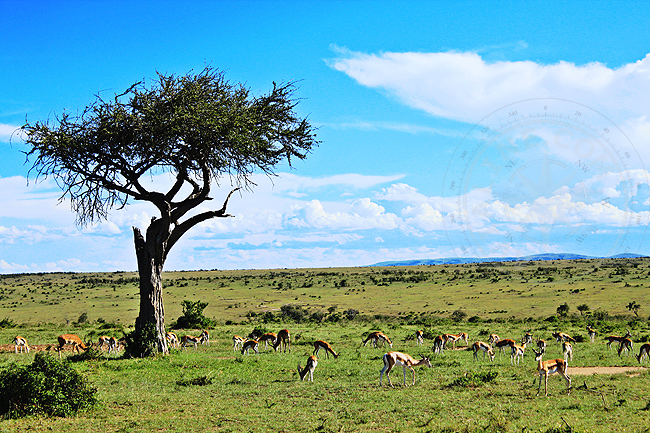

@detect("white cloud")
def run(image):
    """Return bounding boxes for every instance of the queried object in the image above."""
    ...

[0,124,23,142]
[329,50,650,123]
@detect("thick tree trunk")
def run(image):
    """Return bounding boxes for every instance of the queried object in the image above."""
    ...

[133,225,169,354]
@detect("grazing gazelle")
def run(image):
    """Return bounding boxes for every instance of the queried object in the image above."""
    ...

[297,355,318,382]
[56,334,87,358]
[313,340,339,359]
[471,341,495,362]
[379,351,432,388]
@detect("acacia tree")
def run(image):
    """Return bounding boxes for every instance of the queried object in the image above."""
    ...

[22,68,318,354]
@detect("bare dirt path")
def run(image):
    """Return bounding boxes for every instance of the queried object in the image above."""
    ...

[568,366,647,375]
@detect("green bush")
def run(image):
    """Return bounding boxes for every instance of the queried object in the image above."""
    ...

[0,353,97,418]
[448,371,499,388]
[123,322,157,358]
[173,300,215,329]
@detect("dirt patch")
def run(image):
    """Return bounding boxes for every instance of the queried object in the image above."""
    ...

[568,366,647,376]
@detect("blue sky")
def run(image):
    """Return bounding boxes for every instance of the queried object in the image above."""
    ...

[2,1,650,273]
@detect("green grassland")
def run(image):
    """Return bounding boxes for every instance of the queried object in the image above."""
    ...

[0,257,649,432]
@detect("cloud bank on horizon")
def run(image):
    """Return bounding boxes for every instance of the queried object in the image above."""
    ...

[2,47,650,273]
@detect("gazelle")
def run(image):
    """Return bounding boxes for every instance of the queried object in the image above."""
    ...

[98,336,118,354]
[258,332,278,350]
[57,334,87,358]
[362,331,392,349]
[472,341,495,362]
[562,341,573,362]
[510,343,526,366]
[199,330,210,346]
[415,330,424,346]
[533,349,571,396]
[488,334,500,345]
[522,332,533,345]
[586,326,596,343]
[166,332,180,349]
[232,335,246,351]
[443,333,465,349]
[13,336,29,354]
[537,339,547,353]
[606,330,632,350]
[636,343,650,363]
[379,351,432,388]
[495,338,516,356]
[241,339,259,355]
[181,335,202,350]
[297,355,318,382]
[432,335,445,354]
[617,338,633,357]
[273,329,291,353]
[552,332,575,343]
[313,340,339,359]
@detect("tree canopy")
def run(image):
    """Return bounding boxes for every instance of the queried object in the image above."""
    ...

[23,68,318,228]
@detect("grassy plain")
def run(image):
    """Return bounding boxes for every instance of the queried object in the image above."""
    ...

[0,257,649,432]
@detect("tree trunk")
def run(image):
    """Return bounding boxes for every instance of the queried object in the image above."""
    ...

[133,225,169,354]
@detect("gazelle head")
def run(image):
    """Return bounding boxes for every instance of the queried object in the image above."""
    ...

[532,349,544,361]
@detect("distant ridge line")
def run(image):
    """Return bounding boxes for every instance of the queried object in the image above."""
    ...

[370,253,648,267]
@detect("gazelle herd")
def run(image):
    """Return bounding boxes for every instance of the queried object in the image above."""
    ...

[8,324,648,396]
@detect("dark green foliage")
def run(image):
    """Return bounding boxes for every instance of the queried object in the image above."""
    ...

[124,322,157,358]
[176,375,213,387]
[0,353,97,418]
[447,371,499,388]
[450,309,468,322]
[280,304,306,323]
[67,347,105,363]
[556,302,570,317]
[174,300,215,329]
[0,317,16,328]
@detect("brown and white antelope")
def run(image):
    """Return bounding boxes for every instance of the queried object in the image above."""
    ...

[552,332,575,344]
[495,338,516,356]
[472,341,495,362]
[432,335,445,354]
[415,330,424,346]
[57,334,87,358]
[166,332,180,349]
[533,349,571,396]
[232,335,246,351]
[562,341,573,362]
[13,336,29,354]
[297,355,318,382]
[362,331,392,349]
[181,335,202,350]
[199,330,210,346]
[522,332,533,345]
[313,340,339,359]
[536,339,547,353]
[443,333,467,349]
[379,351,432,388]
[586,326,596,343]
[488,334,500,345]
[606,330,632,350]
[617,338,633,357]
[241,339,259,355]
[273,329,291,353]
[636,343,650,363]
[98,336,118,354]
[258,332,277,350]
[510,343,526,366]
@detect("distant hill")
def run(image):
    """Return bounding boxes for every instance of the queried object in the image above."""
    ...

[370,253,647,267]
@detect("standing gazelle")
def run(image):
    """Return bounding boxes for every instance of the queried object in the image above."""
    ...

[379,351,432,388]
[13,336,29,354]
[533,349,571,396]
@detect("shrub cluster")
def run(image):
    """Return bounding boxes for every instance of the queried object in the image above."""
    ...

[0,353,97,418]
